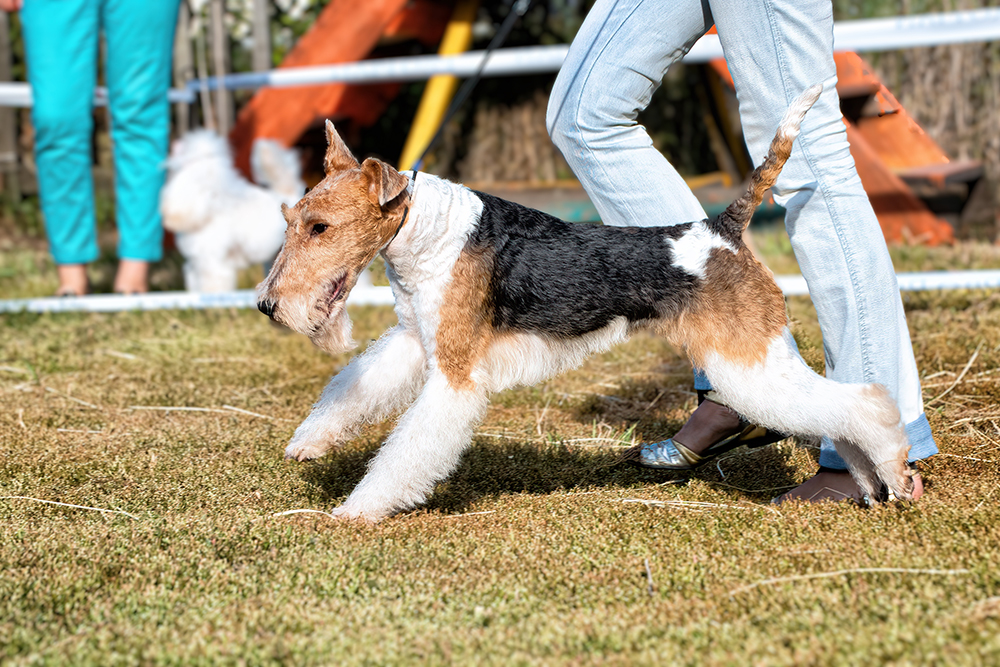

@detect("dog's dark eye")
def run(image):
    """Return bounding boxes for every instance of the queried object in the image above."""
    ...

[310,223,328,237]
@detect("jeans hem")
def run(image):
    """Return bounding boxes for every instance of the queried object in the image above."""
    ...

[52,250,100,266]
[817,412,937,469]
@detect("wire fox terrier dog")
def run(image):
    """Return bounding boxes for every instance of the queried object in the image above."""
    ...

[161,130,305,292]
[257,85,914,521]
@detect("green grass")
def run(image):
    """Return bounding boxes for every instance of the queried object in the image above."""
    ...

[2,234,1000,664]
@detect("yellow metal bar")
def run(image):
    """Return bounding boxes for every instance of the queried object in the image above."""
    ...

[398,0,479,171]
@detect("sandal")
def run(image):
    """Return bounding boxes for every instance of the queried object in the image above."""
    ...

[625,390,787,471]
[772,463,920,506]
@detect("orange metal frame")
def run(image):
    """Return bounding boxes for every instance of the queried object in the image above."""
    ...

[229,0,450,176]
[709,48,956,245]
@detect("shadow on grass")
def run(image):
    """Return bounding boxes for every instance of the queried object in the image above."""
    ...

[298,415,805,516]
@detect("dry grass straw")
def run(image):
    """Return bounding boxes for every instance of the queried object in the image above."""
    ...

[729,567,973,596]
[0,496,139,521]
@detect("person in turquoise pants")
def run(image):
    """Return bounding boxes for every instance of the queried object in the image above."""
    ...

[2,0,180,295]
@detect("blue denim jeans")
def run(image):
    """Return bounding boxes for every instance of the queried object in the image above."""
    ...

[546,0,937,467]
[22,0,180,265]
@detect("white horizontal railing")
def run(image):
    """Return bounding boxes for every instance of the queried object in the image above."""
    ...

[188,8,1000,94]
[3,270,1000,313]
[774,270,1000,297]
[0,83,194,108]
[0,285,394,314]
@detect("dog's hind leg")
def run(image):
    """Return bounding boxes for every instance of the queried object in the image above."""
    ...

[285,325,427,461]
[333,369,489,521]
[701,332,913,502]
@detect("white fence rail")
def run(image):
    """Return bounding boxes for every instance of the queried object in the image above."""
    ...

[3,270,1000,314]
[0,285,393,314]
[190,8,1000,94]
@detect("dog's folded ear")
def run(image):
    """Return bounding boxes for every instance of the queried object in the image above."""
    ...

[324,120,360,174]
[361,157,410,208]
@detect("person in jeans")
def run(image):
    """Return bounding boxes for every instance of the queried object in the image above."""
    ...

[546,0,936,502]
[1,0,180,295]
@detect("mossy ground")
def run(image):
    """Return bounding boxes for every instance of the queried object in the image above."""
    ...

[2,231,1000,665]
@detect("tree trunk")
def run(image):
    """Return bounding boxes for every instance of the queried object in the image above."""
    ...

[252,0,271,73]
[210,0,233,135]
[0,12,20,201]
[172,2,193,136]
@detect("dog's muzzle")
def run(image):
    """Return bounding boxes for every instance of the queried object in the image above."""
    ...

[257,299,277,319]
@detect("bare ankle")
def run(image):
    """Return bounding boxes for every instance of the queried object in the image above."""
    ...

[672,398,743,454]
[56,264,88,296]
[114,259,149,294]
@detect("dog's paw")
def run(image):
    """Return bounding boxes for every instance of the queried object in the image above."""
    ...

[332,490,405,522]
[871,457,915,503]
[285,417,345,461]
[284,437,333,461]
[330,503,386,523]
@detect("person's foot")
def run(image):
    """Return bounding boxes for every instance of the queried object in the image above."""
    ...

[626,394,774,469]
[55,264,89,296]
[114,259,149,294]
[671,396,743,453]
[774,467,925,504]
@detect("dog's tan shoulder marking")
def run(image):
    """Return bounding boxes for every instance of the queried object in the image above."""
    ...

[436,246,496,391]
[664,245,786,368]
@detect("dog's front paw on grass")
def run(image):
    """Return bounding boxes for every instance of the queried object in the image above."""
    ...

[329,506,380,523]
[284,438,333,461]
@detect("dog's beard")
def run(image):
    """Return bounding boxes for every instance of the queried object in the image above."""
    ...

[307,270,361,354]
[310,305,356,355]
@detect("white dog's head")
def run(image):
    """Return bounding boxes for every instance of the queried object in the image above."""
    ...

[162,131,305,235]
[161,130,240,234]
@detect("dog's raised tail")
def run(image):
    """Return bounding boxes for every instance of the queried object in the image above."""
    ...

[716,84,823,239]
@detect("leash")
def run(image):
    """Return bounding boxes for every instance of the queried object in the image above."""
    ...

[411,0,533,172]
[394,2,532,248]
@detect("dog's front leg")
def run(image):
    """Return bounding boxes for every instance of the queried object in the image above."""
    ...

[285,325,427,461]
[333,370,489,521]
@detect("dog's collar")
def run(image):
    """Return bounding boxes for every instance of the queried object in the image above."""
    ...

[386,170,417,250]
[388,206,409,247]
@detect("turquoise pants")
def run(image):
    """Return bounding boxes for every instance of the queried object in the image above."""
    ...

[21,0,180,265]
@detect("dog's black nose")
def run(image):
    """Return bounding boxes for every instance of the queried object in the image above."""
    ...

[257,299,277,319]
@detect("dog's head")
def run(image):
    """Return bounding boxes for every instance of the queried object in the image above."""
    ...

[256,121,410,354]
[161,130,238,234]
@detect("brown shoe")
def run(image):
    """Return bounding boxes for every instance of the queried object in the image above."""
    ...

[773,464,924,506]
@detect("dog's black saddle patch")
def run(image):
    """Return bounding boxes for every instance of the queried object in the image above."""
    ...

[468,191,702,338]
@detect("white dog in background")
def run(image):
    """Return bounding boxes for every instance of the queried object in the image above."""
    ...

[161,131,305,292]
